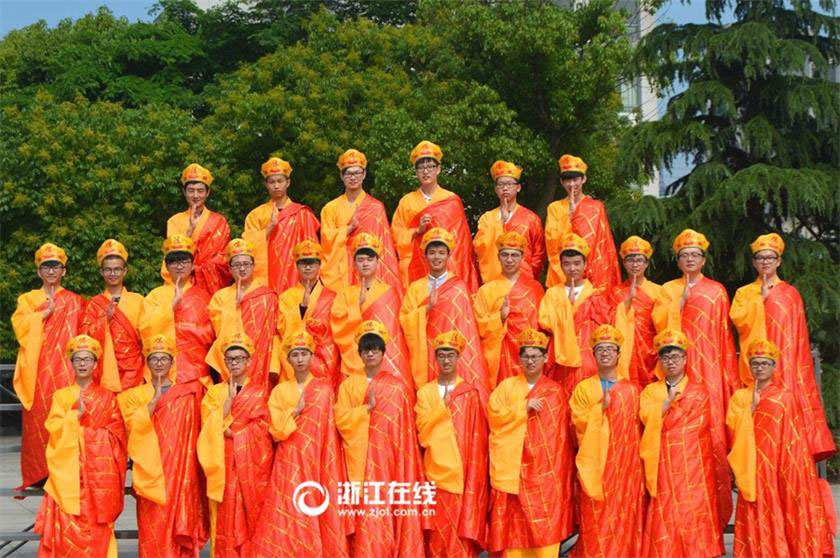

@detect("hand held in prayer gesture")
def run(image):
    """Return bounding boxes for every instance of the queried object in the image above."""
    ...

[751,385,760,414]
[568,277,577,305]
[359,281,367,308]
[106,295,120,321]
[301,282,312,309]
[500,295,510,322]
[172,278,183,309]
[427,281,437,312]
[186,204,200,237]
[235,278,243,308]
[293,392,305,418]
[500,198,511,223]
[569,186,579,216]
[526,398,543,413]
[624,274,637,311]
[267,203,280,237]
[662,382,680,415]
[77,394,85,419]
[415,214,432,237]
[602,390,610,410]
[43,287,55,320]
[223,375,236,418]
[367,386,376,412]
[761,272,772,300]
[148,381,163,415]
[347,210,359,234]
[679,279,692,311]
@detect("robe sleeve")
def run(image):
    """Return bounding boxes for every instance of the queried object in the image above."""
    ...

[196,384,233,502]
[267,382,300,441]
[488,380,528,494]
[11,292,45,410]
[117,386,166,505]
[43,386,82,515]
[473,210,503,283]
[638,383,666,497]
[538,287,581,367]
[726,389,756,501]
[329,287,364,375]
[334,378,370,483]
[398,284,430,390]
[570,378,609,501]
[415,385,464,494]
[473,284,506,388]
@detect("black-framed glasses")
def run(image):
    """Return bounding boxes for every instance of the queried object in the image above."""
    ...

[678,251,704,260]
[593,345,618,355]
[343,170,365,178]
[148,356,172,365]
[101,267,125,275]
[167,259,192,268]
[225,356,249,365]
[229,261,254,270]
[753,255,778,262]
[623,256,647,264]
[520,354,544,362]
[71,356,96,365]
[416,163,439,172]
[495,180,518,188]
[749,360,775,369]
[39,263,64,272]
[360,348,383,355]
[660,354,685,363]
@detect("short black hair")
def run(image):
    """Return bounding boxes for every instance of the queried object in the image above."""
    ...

[414,157,439,169]
[182,181,209,190]
[164,251,194,265]
[101,254,126,266]
[224,345,251,357]
[519,346,547,357]
[354,248,379,259]
[560,171,585,179]
[358,333,386,354]
[424,241,450,255]
[658,346,686,357]
[560,249,586,261]
[297,258,320,266]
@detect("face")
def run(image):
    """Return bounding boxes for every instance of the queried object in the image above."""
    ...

[752,249,781,277]
[70,350,97,380]
[677,249,705,274]
[519,347,546,375]
[560,174,586,196]
[435,349,459,375]
[415,159,440,188]
[354,253,379,279]
[229,254,254,282]
[622,254,648,279]
[749,357,776,384]
[341,167,365,191]
[425,244,449,274]
[165,255,194,282]
[359,344,384,369]
[494,177,521,204]
[296,258,321,282]
[224,348,250,379]
[560,254,586,282]
[100,256,127,288]
[38,261,66,287]
[659,349,686,378]
[498,249,523,275]
[265,174,290,199]
[147,352,173,377]
[287,348,312,375]
[593,343,619,369]
[183,182,209,208]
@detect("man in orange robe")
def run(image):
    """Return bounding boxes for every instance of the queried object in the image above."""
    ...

[602,236,667,389]
[415,330,489,557]
[474,231,545,390]
[473,160,545,282]
[539,233,609,393]
[391,140,479,293]
[243,157,319,294]
[277,240,341,388]
[334,321,426,557]
[12,242,85,488]
[81,239,145,392]
[34,335,126,558]
[330,233,413,388]
[400,228,490,399]
[197,333,272,558]
[488,328,575,557]
[206,238,279,386]
[726,339,835,558]
[164,163,231,294]
[141,235,215,385]
[118,334,209,558]
[569,325,645,558]
[544,154,620,290]
[653,229,737,527]
[639,329,724,558]
[320,149,402,296]
[253,330,351,558]
[730,233,836,461]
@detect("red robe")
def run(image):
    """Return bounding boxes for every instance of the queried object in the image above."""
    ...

[348,194,404,297]
[82,294,145,391]
[238,286,279,386]
[604,281,661,388]
[474,205,546,282]
[167,209,232,295]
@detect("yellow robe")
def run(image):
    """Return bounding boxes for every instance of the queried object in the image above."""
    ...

[637,375,689,496]
[473,278,515,389]
[391,187,454,286]
[488,375,530,494]
[330,278,390,376]
[12,289,49,410]
[334,374,371,482]
[538,280,597,368]
[96,289,144,392]
[117,383,166,505]
[415,378,465,494]
[569,375,610,501]
[319,191,367,292]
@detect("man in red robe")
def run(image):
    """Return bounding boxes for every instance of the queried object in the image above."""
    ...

[473,160,545,282]
[163,163,231,294]
[253,330,351,558]
[730,233,836,461]
[243,156,319,294]
[544,154,620,290]
[81,238,145,392]
[12,242,85,488]
[35,335,127,558]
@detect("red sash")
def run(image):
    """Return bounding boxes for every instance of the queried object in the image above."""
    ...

[267,202,319,293]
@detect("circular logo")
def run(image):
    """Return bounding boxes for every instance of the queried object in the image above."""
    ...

[293,481,329,517]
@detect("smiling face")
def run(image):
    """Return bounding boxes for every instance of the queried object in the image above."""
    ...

[183,181,209,208]
[593,343,619,370]
[70,350,97,381]
[519,347,546,375]
[264,174,290,200]
[229,254,255,282]
[435,348,459,376]
[494,177,521,204]
[752,249,781,277]
[622,254,648,279]
[749,357,776,385]
[415,158,440,188]
[341,166,366,192]
[164,253,194,283]
[38,261,66,288]
[498,248,523,276]
[100,255,127,289]
[147,352,173,378]
[224,347,250,380]
[658,348,686,379]
[287,348,312,375]
[560,174,586,197]
[677,249,705,275]
[425,243,449,274]
[296,258,321,282]
[560,252,586,283]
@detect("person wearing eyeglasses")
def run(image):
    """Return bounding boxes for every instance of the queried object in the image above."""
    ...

[730,233,835,462]
[487,328,575,558]
[569,324,644,558]
[140,235,214,386]
[726,339,835,558]
[197,332,273,558]
[253,329,351,558]
[118,334,209,558]
[638,329,724,558]
[334,321,425,558]
[391,140,480,293]
[34,334,127,558]
[320,149,403,297]
[12,242,85,489]
[473,160,546,283]
[205,238,280,387]
[80,239,145,393]
[161,163,232,295]
[242,156,320,294]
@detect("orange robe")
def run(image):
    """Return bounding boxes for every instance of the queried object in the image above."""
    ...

[474,277,544,390]
[34,383,126,558]
[253,376,351,558]
[277,281,341,388]
[604,279,667,388]
[726,384,835,558]
[473,205,546,282]
[166,208,232,294]
[335,373,426,557]
[197,382,272,558]
[12,287,84,488]
[570,376,645,558]
[415,378,489,557]
[330,279,413,388]
[400,275,490,400]
[206,282,279,385]
[488,375,575,554]
[639,377,723,558]
[320,191,403,297]
[539,280,608,393]
[243,199,320,294]
[81,289,145,392]
[654,275,737,526]
[730,279,836,461]
[141,283,214,384]
[392,188,480,293]
[545,196,620,290]
[119,379,209,558]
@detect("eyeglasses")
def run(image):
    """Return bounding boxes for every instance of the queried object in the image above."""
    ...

[749,360,775,370]
[623,256,647,264]
[344,170,364,178]
[101,267,125,275]
[593,345,618,355]
[678,252,704,260]
[416,164,438,172]
[225,356,249,365]
[297,259,320,267]
[148,356,172,365]
[229,261,254,270]
[167,259,192,268]
[660,354,685,363]
[753,255,778,263]
[520,354,544,362]
[495,181,518,188]
[360,348,383,355]
[39,264,64,273]
[71,356,96,365]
